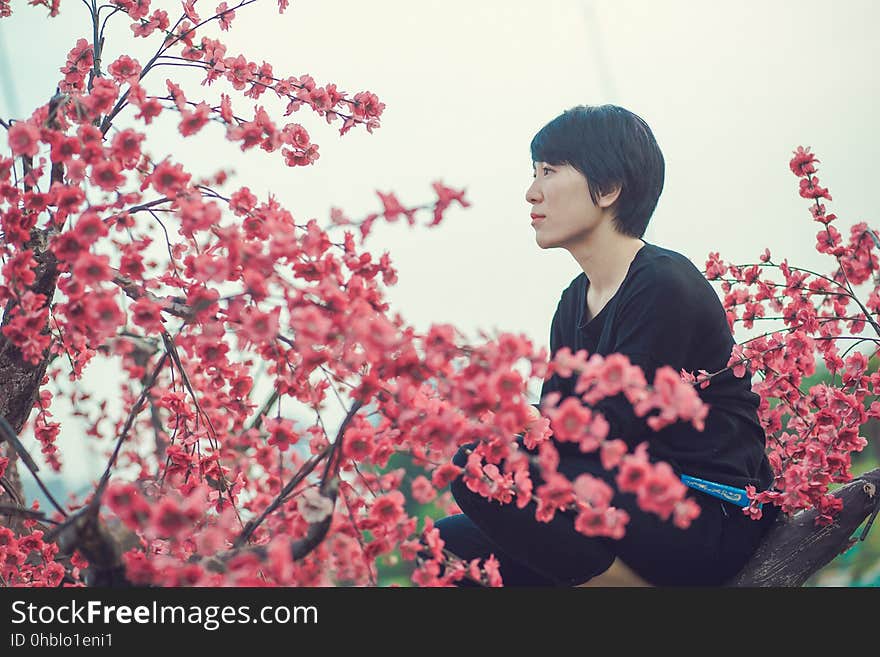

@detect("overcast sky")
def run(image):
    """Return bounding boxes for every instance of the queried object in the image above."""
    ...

[1,0,878,486]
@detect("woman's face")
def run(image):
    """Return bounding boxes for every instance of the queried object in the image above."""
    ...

[526,161,614,249]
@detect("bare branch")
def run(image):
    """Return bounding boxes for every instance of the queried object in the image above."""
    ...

[233,443,332,548]
[0,417,68,518]
[0,474,23,507]
[0,503,60,523]
[94,351,169,499]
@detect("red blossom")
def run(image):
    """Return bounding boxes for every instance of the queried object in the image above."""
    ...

[0,291,50,364]
[7,121,40,157]
[376,190,409,223]
[182,0,200,22]
[634,462,687,521]
[134,97,163,124]
[47,133,80,163]
[224,54,256,90]
[281,122,310,148]
[82,77,120,116]
[2,248,38,288]
[229,186,257,215]
[264,417,298,452]
[90,160,126,192]
[672,498,701,529]
[236,304,280,348]
[72,252,112,286]
[178,101,212,136]
[219,93,234,122]
[599,439,627,470]
[429,180,470,226]
[76,124,103,164]
[535,472,574,522]
[368,490,406,527]
[110,129,145,168]
[146,159,191,196]
[431,463,462,490]
[572,472,613,509]
[216,2,236,30]
[410,475,437,504]
[342,425,374,461]
[351,90,384,121]
[59,38,94,91]
[799,175,831,201]
[151,498,198,539]
[131,8,169,38]
[616,445,651,493]
[789,146,818,177]
[108,54,142,84]
[130,296,165,333]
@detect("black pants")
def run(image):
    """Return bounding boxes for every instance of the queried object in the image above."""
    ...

[422,439,778,587]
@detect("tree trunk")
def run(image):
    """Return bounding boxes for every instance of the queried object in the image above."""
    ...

[0,228,58,532]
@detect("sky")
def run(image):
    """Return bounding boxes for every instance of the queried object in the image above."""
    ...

[1,0,878,489]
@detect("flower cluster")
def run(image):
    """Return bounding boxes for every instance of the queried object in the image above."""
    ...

[705,146,875,523]
[0,523,83,587]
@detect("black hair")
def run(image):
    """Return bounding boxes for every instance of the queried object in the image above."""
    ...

[529,104,664,239]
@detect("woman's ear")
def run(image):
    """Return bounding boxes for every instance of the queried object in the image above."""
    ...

[597,184,622,209]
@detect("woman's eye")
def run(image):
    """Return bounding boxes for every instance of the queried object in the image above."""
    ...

[542,167,552,175]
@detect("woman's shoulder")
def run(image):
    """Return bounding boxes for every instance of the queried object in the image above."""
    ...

[557,270,586,304]
[628,243,729,320]
[634,242,713,289]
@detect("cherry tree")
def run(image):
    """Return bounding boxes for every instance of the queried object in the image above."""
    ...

[0,0,876,588]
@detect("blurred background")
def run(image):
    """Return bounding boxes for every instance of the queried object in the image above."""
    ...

[1,0,878,585]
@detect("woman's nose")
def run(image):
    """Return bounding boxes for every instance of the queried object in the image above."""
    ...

[526,179,542,204]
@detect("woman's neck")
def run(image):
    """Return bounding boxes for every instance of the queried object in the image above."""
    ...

[570,228,646,299]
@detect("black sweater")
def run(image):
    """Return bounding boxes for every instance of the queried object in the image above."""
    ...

[536,240,774,491]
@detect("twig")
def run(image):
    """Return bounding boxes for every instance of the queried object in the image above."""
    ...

[0,417,68,518]
[338,484,376,586]
[111,272,193,320]
[124,196,171,215]
[0,474,23,506]
[233,443,333,548]
[319,398,364,487]
[245,389,280,433]
[94,351,169,499]
[0,503,60,523]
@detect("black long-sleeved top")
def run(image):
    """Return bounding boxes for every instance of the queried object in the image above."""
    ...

[536,240,774,491]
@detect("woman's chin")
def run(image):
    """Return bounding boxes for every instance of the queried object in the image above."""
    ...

[534,233,556,249]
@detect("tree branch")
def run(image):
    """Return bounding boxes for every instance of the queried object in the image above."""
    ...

[730,468,880,586]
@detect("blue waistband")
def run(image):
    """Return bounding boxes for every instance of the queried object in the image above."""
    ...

[680,475,762,509]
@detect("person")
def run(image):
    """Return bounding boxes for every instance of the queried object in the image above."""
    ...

[422,104,778,587]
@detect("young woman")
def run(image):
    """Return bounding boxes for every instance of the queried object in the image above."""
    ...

[426,105,778,587]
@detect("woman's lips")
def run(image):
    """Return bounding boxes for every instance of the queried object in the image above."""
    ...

[531,215,546,227]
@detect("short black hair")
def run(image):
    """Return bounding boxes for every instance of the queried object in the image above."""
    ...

[529,104,665,239]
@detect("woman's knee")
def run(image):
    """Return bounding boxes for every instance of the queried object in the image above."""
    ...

[432,514,472,558]
[420,515,485,580]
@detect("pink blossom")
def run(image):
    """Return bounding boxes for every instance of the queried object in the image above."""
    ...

[7,121,40,157]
